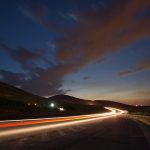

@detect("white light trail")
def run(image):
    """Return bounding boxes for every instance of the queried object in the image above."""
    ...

[0,107,127,139]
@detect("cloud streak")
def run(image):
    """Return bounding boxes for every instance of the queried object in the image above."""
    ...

[119,58,150,76]
[83,76,90,80]
[0,41,52,70]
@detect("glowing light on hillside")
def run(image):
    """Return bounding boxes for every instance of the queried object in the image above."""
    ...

[59,107,65,111]
[50,103,55,108]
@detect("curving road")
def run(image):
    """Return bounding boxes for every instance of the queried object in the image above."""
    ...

[0,107,150,150]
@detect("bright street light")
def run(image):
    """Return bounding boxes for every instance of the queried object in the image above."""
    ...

[50,103,55,108]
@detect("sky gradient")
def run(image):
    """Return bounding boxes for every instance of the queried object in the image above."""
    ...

[0,0,150,105]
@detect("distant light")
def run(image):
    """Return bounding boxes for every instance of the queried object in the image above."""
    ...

[27,103,31,106]
[89,102,94,105]
[59,107,65,111]
[34,103,37,106]
[50,103,55,108]
[136,104,138,107]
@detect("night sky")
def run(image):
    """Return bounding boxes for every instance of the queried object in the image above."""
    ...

[0,0,150,105]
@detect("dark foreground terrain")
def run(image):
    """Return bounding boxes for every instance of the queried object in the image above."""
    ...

[0,82,107,120]
[0,116,150,150]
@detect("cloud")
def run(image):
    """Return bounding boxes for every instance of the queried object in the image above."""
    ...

[0,41,68,96]
[0,41,75,96]
[19,2,47,23]
[83,76,90,80]
[0,41,39,63]
[20,0,150,74]
[19,2,65,33]
[0,70,25,85]
[0,0,149,96]
[0,40,75,96]
[0,41,52,70]
[54,0,150,73]
[119,58,150,76]
[0,69,66,96]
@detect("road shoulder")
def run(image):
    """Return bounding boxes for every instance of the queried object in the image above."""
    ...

[125,115,150,148]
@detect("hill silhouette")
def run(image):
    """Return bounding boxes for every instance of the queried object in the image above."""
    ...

[49,94,131,109]
[49,95,150,115]
[0,82,105,120]
[0,81,149,120]
[0,81,46,105]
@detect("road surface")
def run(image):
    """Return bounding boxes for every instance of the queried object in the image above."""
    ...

[0,108,150,150]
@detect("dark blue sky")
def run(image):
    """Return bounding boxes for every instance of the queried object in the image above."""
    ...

[0,0,150,105]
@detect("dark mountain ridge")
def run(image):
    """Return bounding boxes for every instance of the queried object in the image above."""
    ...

[0,81,46,105]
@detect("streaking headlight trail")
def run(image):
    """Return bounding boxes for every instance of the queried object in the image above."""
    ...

[0,107,127,138]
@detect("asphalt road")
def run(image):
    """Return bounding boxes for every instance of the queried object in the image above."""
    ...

[0,115,150,150]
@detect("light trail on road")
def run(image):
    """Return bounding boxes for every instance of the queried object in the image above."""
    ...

[0,107,126,138]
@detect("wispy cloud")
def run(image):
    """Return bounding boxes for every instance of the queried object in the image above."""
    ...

[119,58,150,76]
[83,76,90,80]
